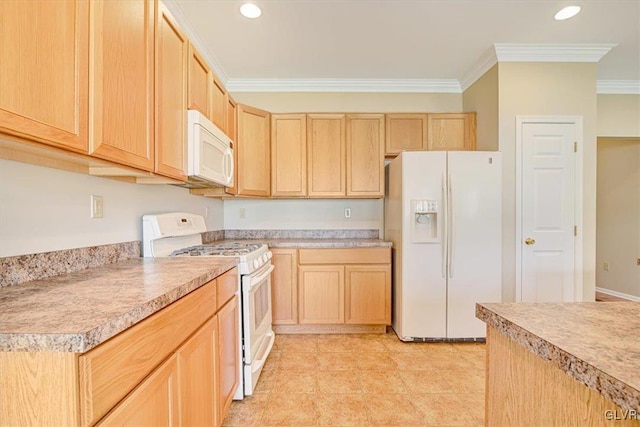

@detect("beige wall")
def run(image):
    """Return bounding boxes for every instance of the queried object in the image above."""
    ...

[230,92,462,113]
[0,159,224,257]
[462,64,499,151]
[498,62,599,302]
[596,138,640,297]
[597,94,640,137]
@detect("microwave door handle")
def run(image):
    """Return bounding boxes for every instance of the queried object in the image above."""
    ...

[224,149,234,185]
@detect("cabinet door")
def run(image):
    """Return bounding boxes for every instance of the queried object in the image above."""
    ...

[97,354,179,426]
[217,295,239,422]
[298,266,345,324]
[427,113,477,151]
[177,315,218,427]
[307,114,346,197]
[187,43,212,118]
[90,0,155,171]
[211,75,227,132]
[155,2,188,181]
[345,265,391,325]
[385,114,428,156]
[271,114,307,197]
[236,104,270,197]
[271,248,299,325]
[225,97,238,195]
[0,0,88,152]
[346,114,385,197]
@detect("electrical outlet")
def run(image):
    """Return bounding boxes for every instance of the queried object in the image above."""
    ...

[91,195,103,219]
[603,262,609,272]
[239,208,246,219]
[204,206,209,219]
[344,208,351,218]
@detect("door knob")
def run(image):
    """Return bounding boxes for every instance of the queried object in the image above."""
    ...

[525,237,536,245]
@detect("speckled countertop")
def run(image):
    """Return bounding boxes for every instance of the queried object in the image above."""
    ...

[223,238,392,248]
[0,257,237,353]
[477,302,640,412]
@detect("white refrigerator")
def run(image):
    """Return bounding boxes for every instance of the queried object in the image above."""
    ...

[384,151,502,340]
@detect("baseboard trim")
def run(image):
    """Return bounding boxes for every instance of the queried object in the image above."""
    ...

[273,324,387,334]
[595,287,640,302]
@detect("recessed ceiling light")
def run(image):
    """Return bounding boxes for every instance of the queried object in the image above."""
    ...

[240,3,262,19]
[554,5,581,21]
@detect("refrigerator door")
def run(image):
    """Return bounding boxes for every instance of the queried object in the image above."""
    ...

[446,151,502,338]
[397,151,448,339]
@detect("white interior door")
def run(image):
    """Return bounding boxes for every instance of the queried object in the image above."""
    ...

[521,122,576,302]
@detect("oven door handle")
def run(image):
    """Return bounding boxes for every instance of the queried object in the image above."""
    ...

[251,330,275,374]
[245,264,275,292]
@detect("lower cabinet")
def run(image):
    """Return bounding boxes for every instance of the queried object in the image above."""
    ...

[217,295,239,423]
[271,247,392,327]
[97,354,180,426]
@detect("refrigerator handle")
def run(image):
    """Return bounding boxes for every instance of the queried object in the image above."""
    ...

[448,173,455,278]
[441,173,447,278]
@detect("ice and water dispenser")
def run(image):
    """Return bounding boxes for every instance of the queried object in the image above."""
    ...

[410,199,439,243]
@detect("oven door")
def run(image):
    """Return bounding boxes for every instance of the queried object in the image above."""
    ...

[241,262,275,367]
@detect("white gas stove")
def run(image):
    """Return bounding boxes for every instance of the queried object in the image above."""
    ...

[142,212,275,400]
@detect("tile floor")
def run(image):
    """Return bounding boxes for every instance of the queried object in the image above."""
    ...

[222,331,486,426]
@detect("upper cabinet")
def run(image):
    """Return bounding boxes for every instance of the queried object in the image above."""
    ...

[385,114,428,156]
[307,114,346,197]
[346,114,385,197]
[89,0,155,171]
[0,0,89,153]
[427,113,476,151]
[187,43,212,119]
[211,75,228,132]
[236,104,270,197]
[271,114,307,197]
[155,2,188,181]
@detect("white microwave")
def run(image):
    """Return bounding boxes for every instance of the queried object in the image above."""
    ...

[186,109,234,188]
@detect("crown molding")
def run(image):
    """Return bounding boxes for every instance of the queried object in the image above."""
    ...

[459,48,498,92]
[226,78,462,93]
[161,0,229,85]
[597,80,640,95]
[493,43,617,63]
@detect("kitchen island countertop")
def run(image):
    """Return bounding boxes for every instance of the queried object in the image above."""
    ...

[477,301,640,412]
[0,257,237,353]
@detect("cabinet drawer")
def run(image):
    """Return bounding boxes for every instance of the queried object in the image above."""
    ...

[298,248,390,265]
[79,280,217,426]
[217,267,238,310]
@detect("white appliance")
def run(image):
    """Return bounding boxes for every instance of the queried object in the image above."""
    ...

[142,213,274,400]
[185,109,234,188]
[384,151,502,341]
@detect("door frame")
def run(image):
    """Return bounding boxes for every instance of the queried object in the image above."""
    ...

[515,116,584,302]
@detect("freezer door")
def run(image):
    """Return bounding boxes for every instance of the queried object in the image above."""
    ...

[396,151,448,339]
[446,151,502,339]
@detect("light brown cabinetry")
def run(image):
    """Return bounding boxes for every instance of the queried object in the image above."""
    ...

[271,248,299,325]
[89,0,155,171]
[98,354,179,426]
[155,2,188,181]
[187,43,212,118]
[237,104,271,197]
[0,267,239,426]
[292,248,391,327]
[307,114,346,197]
[271,114,307,197]
[299,265,345,324]
[217,295,239,422]
[211,75,228,132]
[346,114,385,197]
[225,97,238,195]
[385,114,428,155]
[0,0,89,153]
[427,113,476,151]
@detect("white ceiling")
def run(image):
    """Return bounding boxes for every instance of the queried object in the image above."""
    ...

[168,0,640,92]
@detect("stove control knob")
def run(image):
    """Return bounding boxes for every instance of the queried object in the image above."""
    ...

[253,259,260,269]
[267,251,273,259]
[262,254,268,262]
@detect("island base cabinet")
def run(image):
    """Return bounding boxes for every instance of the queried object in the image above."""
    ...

[217,295,240,423]
[97,355,179,426]
[486,326,640,427]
